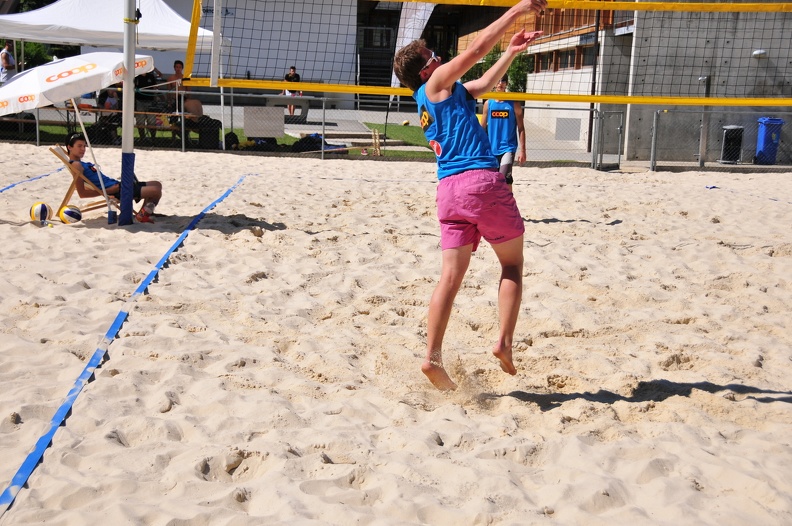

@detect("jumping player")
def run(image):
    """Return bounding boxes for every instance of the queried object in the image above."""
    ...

[393,1,545,390]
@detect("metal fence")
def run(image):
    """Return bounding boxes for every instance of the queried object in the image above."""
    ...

[0,90,627,169]
[16,88,790,174]
[650,109,791,171]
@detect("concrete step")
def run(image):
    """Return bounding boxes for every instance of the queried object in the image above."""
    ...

[298,131,408,147]
[301,131,374,139]
[327,138,409,147]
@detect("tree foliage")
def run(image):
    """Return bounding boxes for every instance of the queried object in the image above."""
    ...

[21,42,53,69]
[508,53,535,93]
[18,0,56,11]
[460,44,535,93]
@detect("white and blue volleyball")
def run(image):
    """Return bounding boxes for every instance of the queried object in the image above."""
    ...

[30,202,53,222]
[58,205,82,224]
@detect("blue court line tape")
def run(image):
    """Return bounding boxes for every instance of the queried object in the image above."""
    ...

[0,169,60,194]
[0,173,253,516]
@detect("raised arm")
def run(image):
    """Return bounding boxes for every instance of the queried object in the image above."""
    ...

[514,101,526,164]
[425,0,545,100]
[465,30,543,98]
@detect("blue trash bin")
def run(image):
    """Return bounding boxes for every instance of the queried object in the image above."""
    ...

[755,117,784,165]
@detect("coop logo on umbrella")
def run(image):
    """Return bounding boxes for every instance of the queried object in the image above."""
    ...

[18,95,36,102]
[45,63,98,83]
[112,60,148,77]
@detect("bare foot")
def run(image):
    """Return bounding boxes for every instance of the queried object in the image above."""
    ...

[421,360,457,391]
[493,345,517,375]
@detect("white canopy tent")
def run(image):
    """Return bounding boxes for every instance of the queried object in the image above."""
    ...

[0,0,217,52]
[0,0,228,226]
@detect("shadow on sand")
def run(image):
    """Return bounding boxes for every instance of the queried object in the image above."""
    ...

[483,379,792,412]
[524,216,622,226]
[79,212,287,234]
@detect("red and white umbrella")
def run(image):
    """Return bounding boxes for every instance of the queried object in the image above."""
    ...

[0,51,153,116]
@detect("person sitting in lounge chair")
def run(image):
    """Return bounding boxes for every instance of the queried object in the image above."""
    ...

[65,132,163,223]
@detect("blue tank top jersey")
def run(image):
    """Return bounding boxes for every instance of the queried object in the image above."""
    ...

[414,82,497,180]
[486,99,518,156]
[77,161,118,189]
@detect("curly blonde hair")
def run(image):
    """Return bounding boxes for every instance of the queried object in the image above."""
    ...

[393,40,428,92]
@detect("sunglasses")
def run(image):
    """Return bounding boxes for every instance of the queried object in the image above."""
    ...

[421,51,441,71]
[67,132,85,145]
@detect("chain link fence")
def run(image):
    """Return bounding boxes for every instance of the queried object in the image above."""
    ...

[4,88,787,173]
[650,109,790,171]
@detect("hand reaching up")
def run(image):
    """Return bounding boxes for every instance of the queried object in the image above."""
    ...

[509,29,544,54]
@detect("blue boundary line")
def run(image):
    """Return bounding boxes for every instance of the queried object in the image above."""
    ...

[0,174,253,516]
[0,169,60,194]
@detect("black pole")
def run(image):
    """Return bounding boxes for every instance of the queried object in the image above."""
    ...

[587,10,601,153]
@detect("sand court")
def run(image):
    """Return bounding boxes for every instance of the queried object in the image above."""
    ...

[1,143,791,523]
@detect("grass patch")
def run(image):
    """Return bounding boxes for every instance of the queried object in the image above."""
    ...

[360,122,435,160]
[364,122,428,148]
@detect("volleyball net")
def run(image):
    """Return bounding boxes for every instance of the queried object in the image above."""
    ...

[183,0,792,107]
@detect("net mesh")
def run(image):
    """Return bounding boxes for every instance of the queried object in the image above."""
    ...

[185,0,792,106]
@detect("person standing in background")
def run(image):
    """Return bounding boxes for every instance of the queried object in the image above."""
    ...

[167,60,189,112]
[284,65,302,116]
[0,41,17,85]
[481,76,526,189]
[166,59,203,124]
[135,67,163,145]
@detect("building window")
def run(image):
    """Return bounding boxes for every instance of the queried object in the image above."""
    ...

[581,45,596,67]
[358,27,393,49]
[538,52,552,73]
[559,49,575,69]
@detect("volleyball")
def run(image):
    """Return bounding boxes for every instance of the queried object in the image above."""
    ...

[58,205,82,224]
[402,119,410,126]
[30,202,53,222]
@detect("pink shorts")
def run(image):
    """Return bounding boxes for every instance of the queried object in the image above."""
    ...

[436,168,525,251]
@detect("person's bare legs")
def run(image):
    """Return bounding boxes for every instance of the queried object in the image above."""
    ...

[489,235,524,375]
[139,181,163,212]
[423,244,472,391]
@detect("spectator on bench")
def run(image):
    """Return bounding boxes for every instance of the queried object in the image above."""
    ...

[167,59,204,128]
[135,67,164,145]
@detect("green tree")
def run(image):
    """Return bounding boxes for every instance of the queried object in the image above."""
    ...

[21,42,52,69]
[460,45,535,93]
[461,44,502,84]
[18,0,56,11]
[507,53,535,93]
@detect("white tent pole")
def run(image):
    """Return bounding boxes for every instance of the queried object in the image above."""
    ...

[119,0,137,225]
[210,0,221,87]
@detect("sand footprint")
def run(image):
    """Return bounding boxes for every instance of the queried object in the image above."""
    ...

[195,448,271,483]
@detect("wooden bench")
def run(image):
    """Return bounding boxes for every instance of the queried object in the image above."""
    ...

[0,116,70,129]
[75,107,202,145]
